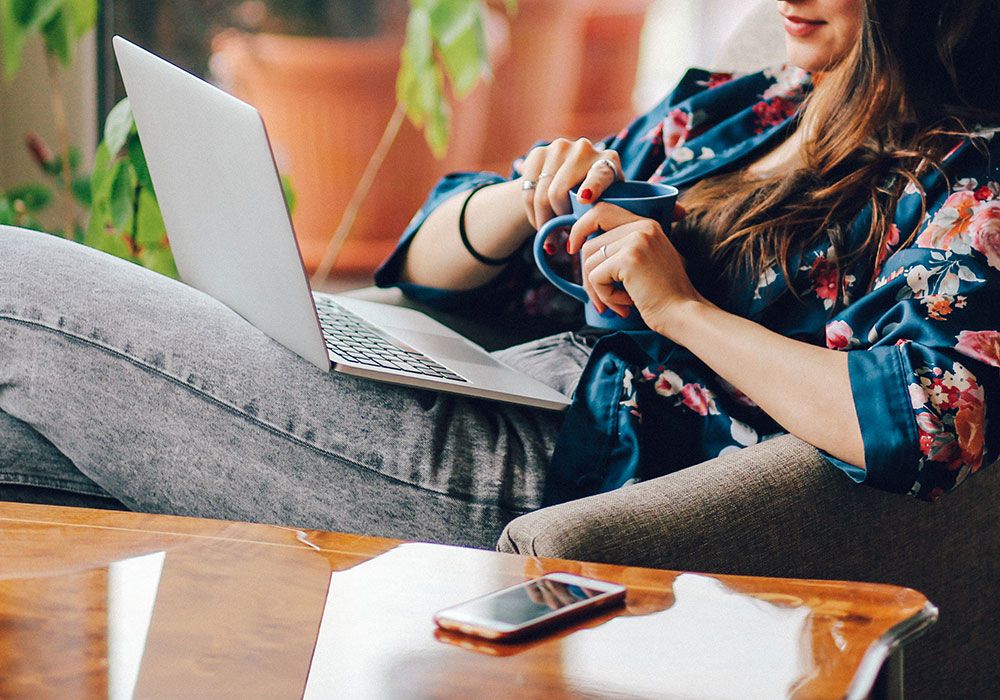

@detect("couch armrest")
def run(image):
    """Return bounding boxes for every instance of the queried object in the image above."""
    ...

[499,434,1000,698]
[500,435,852,575]
[344,286,575,351]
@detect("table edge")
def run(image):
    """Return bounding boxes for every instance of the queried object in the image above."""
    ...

[845,601,940,700]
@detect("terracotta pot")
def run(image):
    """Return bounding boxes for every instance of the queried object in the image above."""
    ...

[211,18,508,274]
[478,0,587,174]
[567,0,656,141]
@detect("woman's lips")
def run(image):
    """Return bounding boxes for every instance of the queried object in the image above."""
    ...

[782,15,826,37]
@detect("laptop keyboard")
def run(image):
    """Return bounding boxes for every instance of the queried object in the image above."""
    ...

[314,298,468,383]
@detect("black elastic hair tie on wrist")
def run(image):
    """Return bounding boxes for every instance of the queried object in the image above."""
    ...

[459,182,519,266]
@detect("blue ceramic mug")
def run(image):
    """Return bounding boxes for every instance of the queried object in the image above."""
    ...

[532,180,679,330]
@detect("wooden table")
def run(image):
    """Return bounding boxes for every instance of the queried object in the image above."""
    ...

[0,503,936,699]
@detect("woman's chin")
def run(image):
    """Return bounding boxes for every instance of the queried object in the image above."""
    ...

[785,42,835,73]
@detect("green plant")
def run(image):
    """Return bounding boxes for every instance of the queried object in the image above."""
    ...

[0,0,96,78]
[232,0,512,158]
[1,0,97,239]
[313,0,517,279]
[0,0,181,276]
[1,0,514,280]
[399,0,515,157]
[84,99,178,276]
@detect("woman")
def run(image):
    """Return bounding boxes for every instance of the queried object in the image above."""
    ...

[1,0,998,547]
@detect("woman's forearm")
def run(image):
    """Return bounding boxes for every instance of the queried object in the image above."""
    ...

[662,300,866,468]
[400,180,535,290]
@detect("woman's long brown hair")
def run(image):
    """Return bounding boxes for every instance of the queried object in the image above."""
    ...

[679,0,1000,310]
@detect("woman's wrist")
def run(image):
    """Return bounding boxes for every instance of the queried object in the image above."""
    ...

[401,178,534,290]
[651,297,718,345]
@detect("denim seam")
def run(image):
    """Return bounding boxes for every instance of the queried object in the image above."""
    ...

[0,472,110,497]
[0,314,521,510]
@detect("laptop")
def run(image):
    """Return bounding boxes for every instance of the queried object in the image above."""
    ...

[113,36,570,411]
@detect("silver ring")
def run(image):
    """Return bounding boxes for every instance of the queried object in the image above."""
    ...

[521,179,538,191]
[592,158,620,179]
[538,171,553,179]
[600,244,609,259]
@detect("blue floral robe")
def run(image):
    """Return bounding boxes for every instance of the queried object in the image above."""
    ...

[375,66,1000,506]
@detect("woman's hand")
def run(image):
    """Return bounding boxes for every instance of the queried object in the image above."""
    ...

[566,202,704,337]
[519,138,624,230]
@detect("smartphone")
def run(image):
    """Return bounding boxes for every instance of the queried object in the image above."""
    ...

[433,572,627,641]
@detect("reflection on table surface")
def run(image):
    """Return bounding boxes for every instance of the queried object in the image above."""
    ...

[0,503,935,699]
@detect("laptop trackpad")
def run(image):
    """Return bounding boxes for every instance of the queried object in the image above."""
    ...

[387,329,503,367]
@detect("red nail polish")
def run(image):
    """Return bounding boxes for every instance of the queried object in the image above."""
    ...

[566,240,572,254]
[580,188,594,202]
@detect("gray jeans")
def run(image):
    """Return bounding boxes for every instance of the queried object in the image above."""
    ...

[0,228,592,548]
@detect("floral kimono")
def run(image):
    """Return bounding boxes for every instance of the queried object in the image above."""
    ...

[376,66,1000,506]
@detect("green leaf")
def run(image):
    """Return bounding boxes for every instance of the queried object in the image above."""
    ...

[134,188,165,248]
[435,8,487,98]
[6,182,52,211]
[0,196,14,225]
[84,208,132,259]
[65,0,96,38]
[95,231,132,259]
[426,95,450,158]
[103,98,134,156]
[40,155,62,177]
[71,173,90,205]
[83,198,107,245]
[40,8,72,65]
[398,5,433,117]
[398,0,497,157]
[136,245,178,278]
[67,145,80,173]
[127,135,152,190]
[408,6,434,66]
[427,0,476,45]
[90,141,112,202]
[108,159,137,232]
[280,174,296,215]
[43,145,82,181]
[0,0,29,80]
[1,0,64,79]
[9,0,64,28]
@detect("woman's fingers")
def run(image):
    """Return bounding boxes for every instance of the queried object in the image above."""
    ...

[567,202,645,254]
[580,231,635,316]
[578,228,622,311]
[520,140,624,231]
[576,150,623,205]
[589,252,635,318]
[533,139,572,228]
[519,147,547,230]
[546,140,609,217]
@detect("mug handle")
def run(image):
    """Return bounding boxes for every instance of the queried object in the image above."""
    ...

[533,215,590,304]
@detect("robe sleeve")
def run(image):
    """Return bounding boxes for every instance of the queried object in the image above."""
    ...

[826,146,1000,500]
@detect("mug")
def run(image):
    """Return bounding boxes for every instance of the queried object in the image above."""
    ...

[532,180,679,330]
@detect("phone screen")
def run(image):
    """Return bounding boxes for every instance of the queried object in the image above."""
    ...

[458,578,607,626]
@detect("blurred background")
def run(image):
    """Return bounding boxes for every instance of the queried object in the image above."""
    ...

[0,0,781,287]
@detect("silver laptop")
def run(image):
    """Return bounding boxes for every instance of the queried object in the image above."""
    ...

[113,36,570,411]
